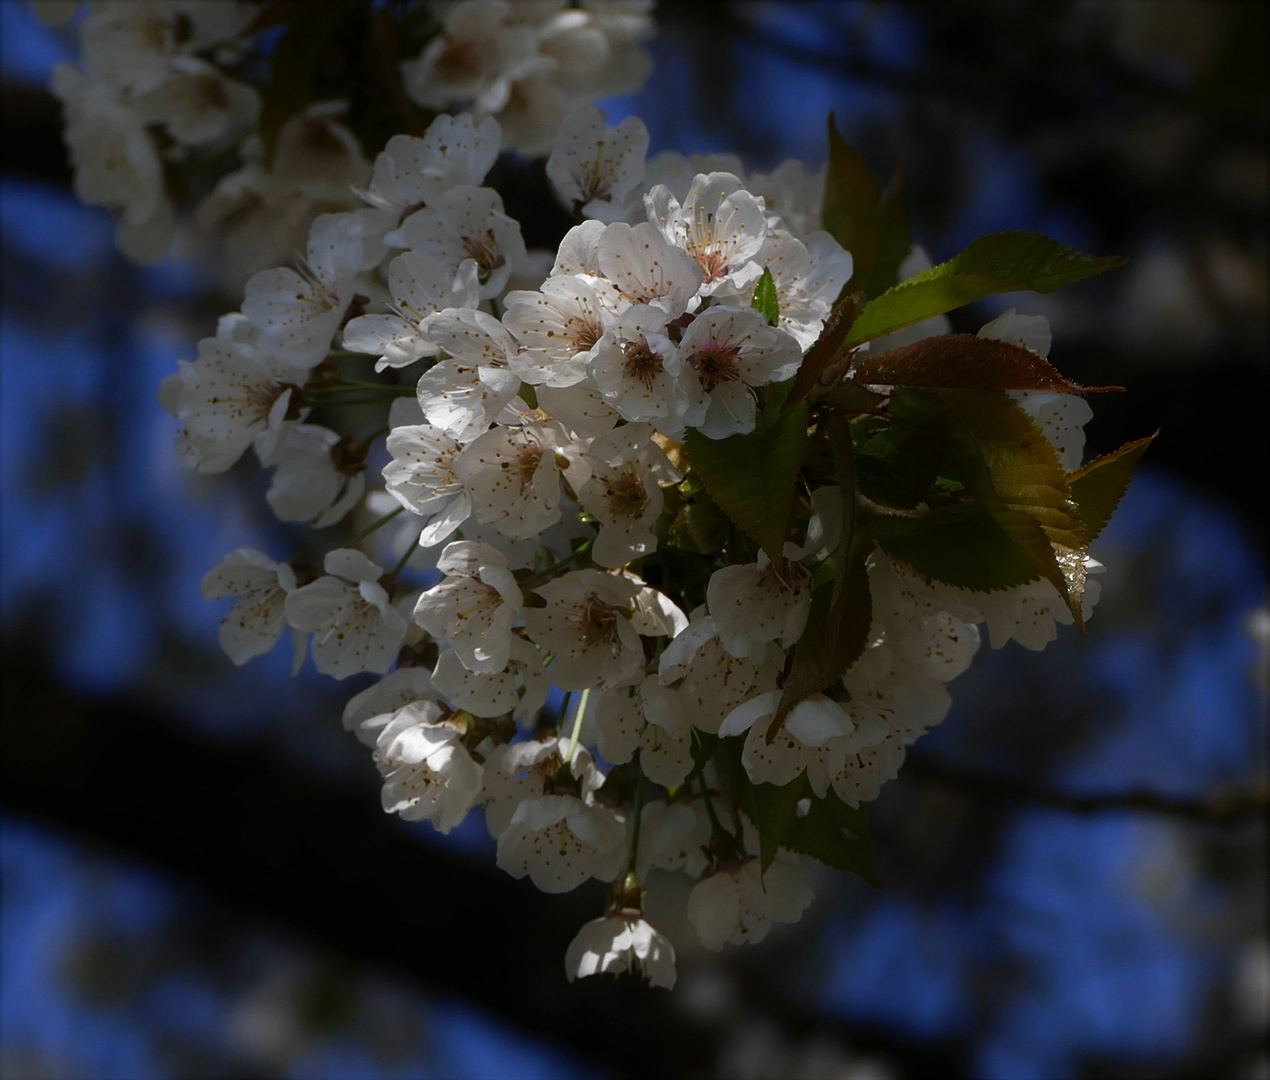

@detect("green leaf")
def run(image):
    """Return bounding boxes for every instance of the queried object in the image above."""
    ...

[936,389,1090,623]
[854,334,1123,393]
[782,787,880,887]
[683,400,808,561]
[865,162,911,299]
[1068,432,1157,542]
[751,267,780,327]
[822,113,880,293]
[258,4,345,167]
[847,232,1127,347]
[855,399,947,510]
[667,497,731,555]
[820,380,887,416]
[769,541,872,738]
[727,755,881,886]
[876,508,1046,591]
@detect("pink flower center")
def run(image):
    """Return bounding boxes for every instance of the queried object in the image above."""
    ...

[688,340,742,391]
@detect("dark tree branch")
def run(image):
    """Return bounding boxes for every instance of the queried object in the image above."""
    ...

[902,755,1269,826]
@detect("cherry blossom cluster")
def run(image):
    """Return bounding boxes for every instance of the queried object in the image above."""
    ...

[399,0,654,155]
[44,0,657,271]
[159,98,1110,991]
[48,1,262,262]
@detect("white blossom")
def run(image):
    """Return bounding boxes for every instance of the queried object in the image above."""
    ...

[687,857,813,950]
[198,104,369,277]
[390,186,527,299]
[718,229,852,350]
[51,65,174,263]
[261,423,366,528]
[976,557,1105,651]
[646,171,767,297]
[707,553,811,658]
[342,667,440,747]
[586,304,684,432]
[636,798,712,880]
[356,116,503,264]
[658,615,783,734]
[565,913,676,988]
[594,676,694,787]
[169,336,296,474]
[374,703,484,832]
[399,0,536,112]
[578,423,679,568]
[644,151,746,204]
[131,57,260,148]
[344,254,482,371]
[536,382,621,439]
[502,275,622,387]
[595,221,703,318]
[552,219,606,277]
[414,541,523,673]
[523,569,645,690]
[546,104,649,221]
[675,307,802,438]
[747,158,825,238]
[453,420,576,540]
[413,307,523,441]
[431,636,549,722]
[284,550,408,679]
[242,213,364,368]
[496,792,625,892]
[200,549,298,666]
[383,422,473,548]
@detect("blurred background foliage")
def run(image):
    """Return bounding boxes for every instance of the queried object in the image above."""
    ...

[1,2,1266,1077]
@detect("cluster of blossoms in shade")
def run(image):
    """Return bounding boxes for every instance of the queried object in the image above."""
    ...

[53,0,1138,990]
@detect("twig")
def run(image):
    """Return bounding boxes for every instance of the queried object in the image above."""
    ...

[901,755,1269,826]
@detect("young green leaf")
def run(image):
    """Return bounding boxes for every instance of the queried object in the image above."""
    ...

[876,508,1047,591]
[865,161,912,299]
[768,542,872,740]
[847,232,1127,347]
[822,113,880,293]
[682,400,808,561]
[936,389,1090,623]
[1068,432,1157,542]
[782,787,881,887]
[751,267,780,327]
[855,392,947,510]
[854,334,1123,393]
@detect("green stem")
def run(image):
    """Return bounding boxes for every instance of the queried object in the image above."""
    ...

[626,765,646,876]
[345,505,405,549]
[387,525,423,578]
[530,537,595,587]
[566,687,591,766]
[699,773,725,837]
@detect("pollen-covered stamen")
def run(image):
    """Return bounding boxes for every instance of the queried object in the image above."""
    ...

[294,258,341,312]
[687,339,743,391]
[577,593,620,648]
[572,142,613,208]
[621,340,664,390]
[696,248,730,284]
[506,442,544,492]
[761,556,808,594]
[462,231,506,284]
[604,471,649,522]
